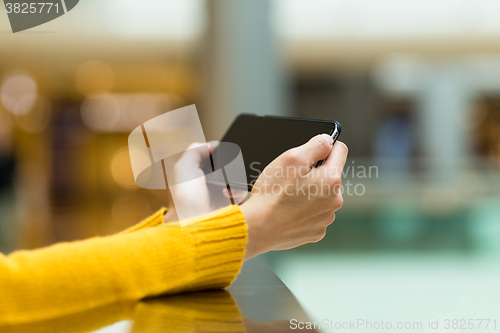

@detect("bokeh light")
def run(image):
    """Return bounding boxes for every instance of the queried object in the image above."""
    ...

[0,72,37,116]
[81,93,121,132]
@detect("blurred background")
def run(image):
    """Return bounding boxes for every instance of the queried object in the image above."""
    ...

[2,0,500,327]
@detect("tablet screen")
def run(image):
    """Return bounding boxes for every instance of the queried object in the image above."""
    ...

[203,114,338,190]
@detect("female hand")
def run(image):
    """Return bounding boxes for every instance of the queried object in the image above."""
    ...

[163,141,247,223]
[240,134,348,260]
[163,142,215,223]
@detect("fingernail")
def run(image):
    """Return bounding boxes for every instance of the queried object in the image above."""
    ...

[319,133,334,146]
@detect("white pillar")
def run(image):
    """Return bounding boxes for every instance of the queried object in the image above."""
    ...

[202,0,288,140]
[417,66,473,182]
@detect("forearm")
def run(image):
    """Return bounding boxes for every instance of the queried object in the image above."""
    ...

[0,206,247,325]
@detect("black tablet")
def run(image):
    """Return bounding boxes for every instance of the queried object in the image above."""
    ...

[202,114,341,191]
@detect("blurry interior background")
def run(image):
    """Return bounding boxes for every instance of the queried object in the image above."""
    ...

[2,0,500,325]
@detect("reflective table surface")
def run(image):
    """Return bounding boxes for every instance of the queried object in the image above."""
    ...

[1,257,315,333]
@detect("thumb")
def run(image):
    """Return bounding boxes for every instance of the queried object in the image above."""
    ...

[284,134,333,168]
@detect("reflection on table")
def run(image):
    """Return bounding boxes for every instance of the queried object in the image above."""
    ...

[0,257,316,333]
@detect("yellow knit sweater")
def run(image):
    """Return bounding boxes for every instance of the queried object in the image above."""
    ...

[0,205,248,325]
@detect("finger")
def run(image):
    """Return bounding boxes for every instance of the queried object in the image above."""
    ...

[185,141,220,164]
[286,134,333,168]
[178,142,215,167]
[320,140,348,175]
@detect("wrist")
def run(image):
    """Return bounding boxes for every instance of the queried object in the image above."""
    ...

[239,200,273,261]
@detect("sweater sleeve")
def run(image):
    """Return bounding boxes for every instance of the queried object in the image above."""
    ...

[0,205,248,325]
